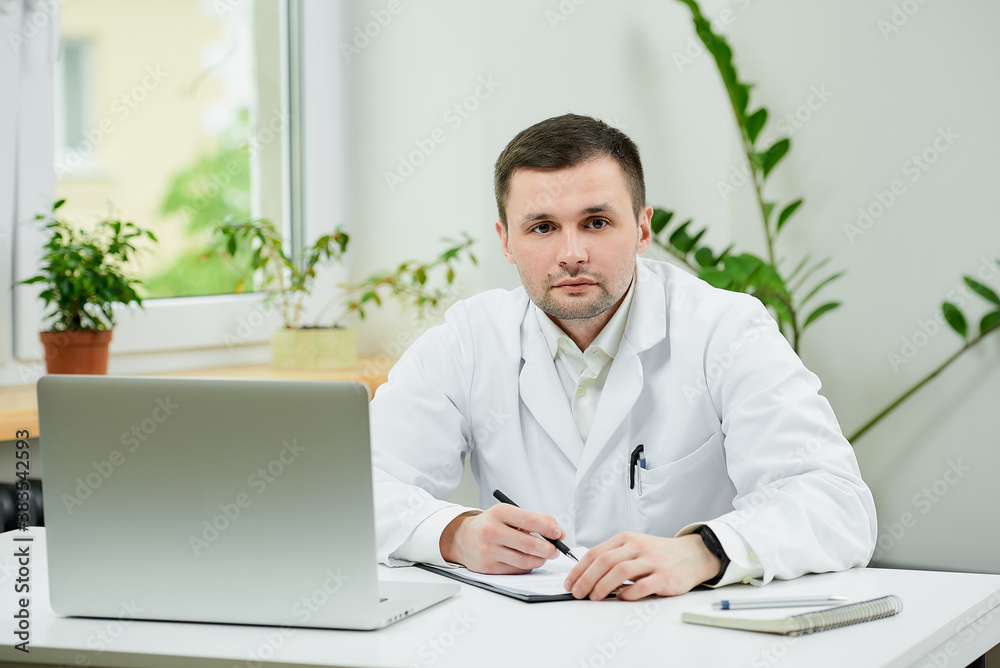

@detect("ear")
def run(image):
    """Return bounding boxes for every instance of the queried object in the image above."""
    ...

[496,220,516,265]
[636,205,653,254]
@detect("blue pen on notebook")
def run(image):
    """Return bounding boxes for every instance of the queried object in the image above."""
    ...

[713,595,849,610]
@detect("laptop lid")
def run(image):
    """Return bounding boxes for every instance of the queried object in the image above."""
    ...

[38,375,449,630]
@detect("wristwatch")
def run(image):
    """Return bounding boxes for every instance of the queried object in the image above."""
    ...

[697,525,730,586]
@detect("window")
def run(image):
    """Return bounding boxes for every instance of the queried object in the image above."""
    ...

[11,0,349,369]
[55,0,259,299]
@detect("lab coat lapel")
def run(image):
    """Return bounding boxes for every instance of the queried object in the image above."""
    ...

[576,260,667,481]
[518,309,586,466]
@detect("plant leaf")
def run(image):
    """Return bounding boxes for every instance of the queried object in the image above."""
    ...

[981,311,1000,336]
[942,302,967,338]
[668,220,693,253]
[763,202,775,225]
[650,208,674,235]
[688,228,707,252]
[697,268,731,290]
[746,108,767,144]
[800,271,845,306]
[694,246,717,269]
[789,257,831,294]
[761,138,790,178]
[803,301,841,330]
[786,255,811,283]
[964,276,1000,307]
[776,199,803,232]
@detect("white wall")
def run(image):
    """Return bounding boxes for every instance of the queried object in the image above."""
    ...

[343,0,1000,573]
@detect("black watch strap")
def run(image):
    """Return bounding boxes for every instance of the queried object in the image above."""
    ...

[697,525,730,586]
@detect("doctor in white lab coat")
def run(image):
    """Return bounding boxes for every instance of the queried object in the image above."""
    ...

[370,114,876,601]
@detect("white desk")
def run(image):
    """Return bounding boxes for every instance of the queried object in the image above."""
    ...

[1,529,998,668]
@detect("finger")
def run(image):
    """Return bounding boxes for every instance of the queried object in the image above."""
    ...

[541,514,566,541]
[492,504,564,541]
[492,545,550,573]
[480,511,557,560]
[565,533,624,589]
[567,551,616,599]
[615,577,661,601]
[501,527,559,560]
[565,553,593,589]
[590,559,653,601]
[569,544,641,600]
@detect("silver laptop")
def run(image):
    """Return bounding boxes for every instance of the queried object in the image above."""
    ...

[38,375,457,630]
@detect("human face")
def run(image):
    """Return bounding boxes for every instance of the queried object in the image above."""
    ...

[496,156,652,328]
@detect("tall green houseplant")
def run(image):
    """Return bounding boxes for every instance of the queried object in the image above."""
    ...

[666,0,1000,442]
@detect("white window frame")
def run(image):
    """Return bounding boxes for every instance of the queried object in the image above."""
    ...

[10,0,348,375]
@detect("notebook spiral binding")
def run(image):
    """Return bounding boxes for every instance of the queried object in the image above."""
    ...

[787,595,904,636]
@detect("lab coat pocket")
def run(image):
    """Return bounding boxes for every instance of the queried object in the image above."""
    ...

[627,432,733,537]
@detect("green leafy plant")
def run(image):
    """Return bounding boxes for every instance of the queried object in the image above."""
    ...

[314,233,479,327]
[651,0,842,353]
[670,0,1000,443]
[849,267,1000,442]
[215,218,477,328]
[19,199,157,331]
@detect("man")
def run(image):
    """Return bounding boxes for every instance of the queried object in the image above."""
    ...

[371,113,876,601]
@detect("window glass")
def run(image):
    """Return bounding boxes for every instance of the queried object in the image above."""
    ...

[55,0,264,299]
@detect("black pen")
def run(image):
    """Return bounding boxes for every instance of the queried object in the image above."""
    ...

[492,489,579,562]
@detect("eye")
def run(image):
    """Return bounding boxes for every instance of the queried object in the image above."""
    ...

[589,218,610,229]
[531,223,553,235]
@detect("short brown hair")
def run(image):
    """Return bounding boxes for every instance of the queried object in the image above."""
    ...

[493,113,646,229]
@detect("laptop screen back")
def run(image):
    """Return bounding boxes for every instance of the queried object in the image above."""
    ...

[38,376,383,628]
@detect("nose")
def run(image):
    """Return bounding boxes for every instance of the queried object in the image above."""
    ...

[557,228,587,267]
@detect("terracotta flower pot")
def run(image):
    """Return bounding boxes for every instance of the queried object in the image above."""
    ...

[39,330,113,375]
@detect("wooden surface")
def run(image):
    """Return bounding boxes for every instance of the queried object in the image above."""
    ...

[0,357,394,441]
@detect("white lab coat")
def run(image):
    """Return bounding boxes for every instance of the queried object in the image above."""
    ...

[371,258,877,583]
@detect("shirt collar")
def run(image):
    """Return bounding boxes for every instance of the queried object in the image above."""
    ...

[534,272,637,361]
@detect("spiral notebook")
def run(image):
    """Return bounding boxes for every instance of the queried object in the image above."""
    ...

[681,595,903,636]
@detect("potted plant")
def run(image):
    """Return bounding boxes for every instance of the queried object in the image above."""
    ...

[215,217,476,368]
[20,199,157,374]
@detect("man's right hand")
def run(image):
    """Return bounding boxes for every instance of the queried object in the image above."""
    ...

[439,504,565,574]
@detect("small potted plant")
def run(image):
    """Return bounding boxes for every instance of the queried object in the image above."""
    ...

[215,217,476,368]
[20,199,157,374]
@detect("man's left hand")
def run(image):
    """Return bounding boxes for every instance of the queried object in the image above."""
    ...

[563,532,721,601]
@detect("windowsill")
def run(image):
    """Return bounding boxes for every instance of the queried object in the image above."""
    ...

[0,356,395,441]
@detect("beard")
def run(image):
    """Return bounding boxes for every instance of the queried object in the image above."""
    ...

[535,285,618,320]
[520,266,623,321]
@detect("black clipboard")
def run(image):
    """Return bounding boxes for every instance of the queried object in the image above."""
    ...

[415,563,575,602]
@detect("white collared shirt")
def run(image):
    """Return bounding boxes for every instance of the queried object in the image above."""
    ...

[395,270,764,586]
[534,275,635,443]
